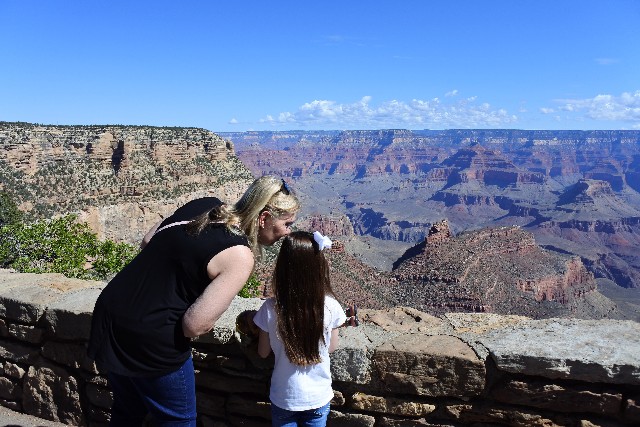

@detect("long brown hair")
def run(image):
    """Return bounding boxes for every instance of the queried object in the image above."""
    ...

[273,231,335,366]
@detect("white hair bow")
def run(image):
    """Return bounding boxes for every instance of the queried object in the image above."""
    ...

[313,231,332,251]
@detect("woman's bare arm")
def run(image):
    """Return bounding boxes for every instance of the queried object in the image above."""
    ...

[182,245,254,338]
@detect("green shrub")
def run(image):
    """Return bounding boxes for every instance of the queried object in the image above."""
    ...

[238,274,262,298]
[0,215,138,280]
[0,191,22,226]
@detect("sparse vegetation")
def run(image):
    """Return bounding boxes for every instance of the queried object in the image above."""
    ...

[0,191,22,226]
[0,214,138,281]
[238,274,262,298]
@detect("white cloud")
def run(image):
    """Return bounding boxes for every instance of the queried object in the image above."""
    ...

[595,57,619,65]
[552,91,640,123]
[229,118,238,124]
[260,95,517,129]
[445,90,458,97]
[540,108,555,114]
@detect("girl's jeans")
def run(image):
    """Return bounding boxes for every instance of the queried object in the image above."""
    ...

[270,402,331,427]
[107,356,197,426]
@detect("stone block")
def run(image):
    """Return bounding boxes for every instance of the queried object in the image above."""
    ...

[479,318,640,385]
[331,390,345,406]
[328,410,376,427]
[350,392,436,417]
[22,364,85,425]
[491,379,622,415]
[196,391,226,418]
[226,395,270,420]
[378,417,455,426]
[332,322,397,384]
[43,287,102,340]
[0,398,21,411]
[373,334,485,397]
[41,341,98,373]
[443,403,569,427]
[0,376,21,399]
[363,307,445,334]
[445,312,532,334]
[88,405,111,424]
[3,361,25,379]
[227,413,271,427]
[7,323,44,344]
[0,274,98,325]
[331,346,372,384]
[0,339,40,364]
[85,383,112,409]
[195,369,268,395]
[0,284,53,324]
[196,297,264,345]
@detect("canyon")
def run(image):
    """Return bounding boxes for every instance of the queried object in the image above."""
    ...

[1,123,638,321]
[220,129,640,317]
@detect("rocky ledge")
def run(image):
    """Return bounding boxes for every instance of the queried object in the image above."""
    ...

[0,269,638,426]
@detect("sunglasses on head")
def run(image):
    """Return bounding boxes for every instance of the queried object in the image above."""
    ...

[280,178,291,195]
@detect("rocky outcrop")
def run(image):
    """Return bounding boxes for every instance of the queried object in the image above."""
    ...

[0,122,254,243]
[390,222,617,319]
[0,271,639,426]
[295,214,355,238]
[515,257,595,303]
[438,144,546,188]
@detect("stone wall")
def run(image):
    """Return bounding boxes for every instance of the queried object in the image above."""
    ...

[0,269,638,426]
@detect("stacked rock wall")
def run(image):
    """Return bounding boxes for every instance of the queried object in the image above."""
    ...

[0,270,638,426]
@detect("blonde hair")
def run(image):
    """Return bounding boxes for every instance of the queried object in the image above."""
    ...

[188,175,300,257]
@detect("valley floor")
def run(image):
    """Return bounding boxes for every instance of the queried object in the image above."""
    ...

[597,278,640,322]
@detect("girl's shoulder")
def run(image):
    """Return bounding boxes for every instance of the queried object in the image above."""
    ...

[260,297,277,311]
[324,295,343,311]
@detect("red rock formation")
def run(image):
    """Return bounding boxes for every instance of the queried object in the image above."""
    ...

[296,214,355,238]
[390,225,608,319]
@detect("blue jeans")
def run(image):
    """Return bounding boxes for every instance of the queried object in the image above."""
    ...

[270,402,330,427]
[107,357,197,426]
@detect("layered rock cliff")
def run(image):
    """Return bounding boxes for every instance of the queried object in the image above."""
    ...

[0,122,253,243]
[390,220,618,319]
[223,129,640,291]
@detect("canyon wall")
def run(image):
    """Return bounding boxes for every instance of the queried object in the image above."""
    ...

[0,270,639,426]
[223,129,640,289]
[0,122,254,243]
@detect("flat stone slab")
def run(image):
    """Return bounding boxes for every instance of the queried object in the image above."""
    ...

[331,324,395,384]
[0,272,102,324]
[373,334,486,397]
[479,318,640,384]
[196,297,265,344]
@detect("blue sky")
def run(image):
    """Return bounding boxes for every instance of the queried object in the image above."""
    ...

[1,1,639,131]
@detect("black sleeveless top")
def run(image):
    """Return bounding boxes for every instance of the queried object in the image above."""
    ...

[87,198,249,376]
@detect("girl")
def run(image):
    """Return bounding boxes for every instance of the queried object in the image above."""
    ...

[253,231,347,427]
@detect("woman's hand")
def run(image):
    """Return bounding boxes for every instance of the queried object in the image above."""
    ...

[182,245,254,338]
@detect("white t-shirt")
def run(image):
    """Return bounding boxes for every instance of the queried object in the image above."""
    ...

[253,295,347,411]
